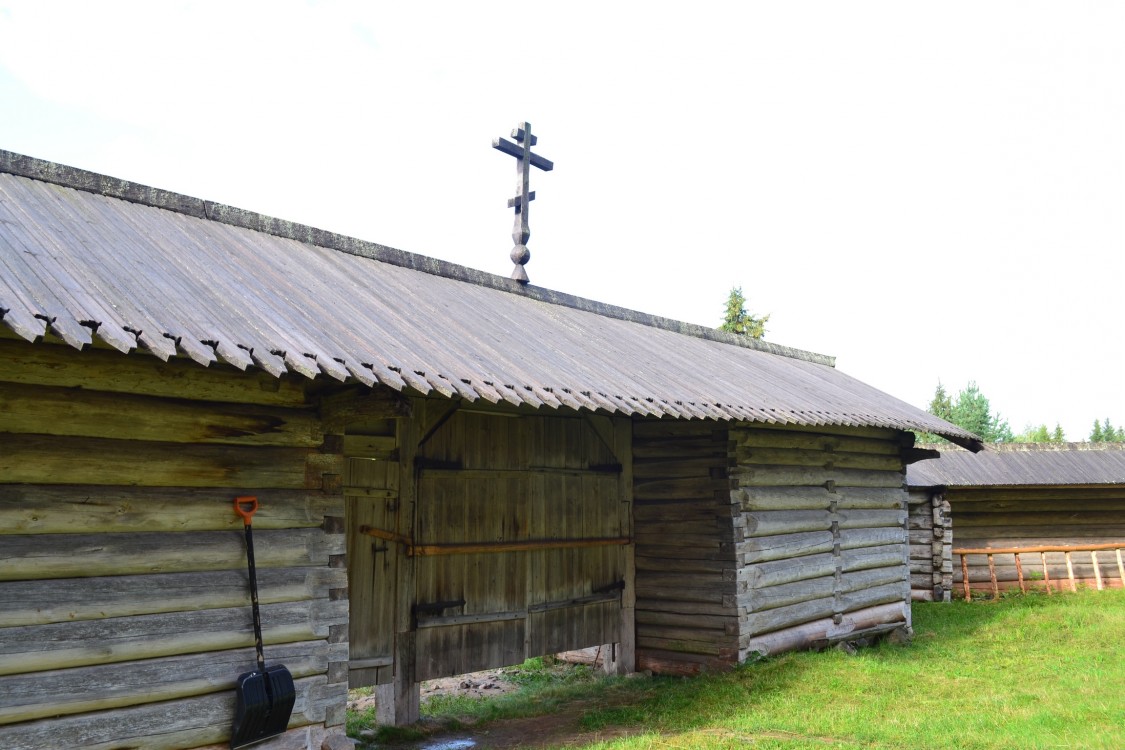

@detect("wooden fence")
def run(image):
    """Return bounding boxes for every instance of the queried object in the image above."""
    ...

[954,543,1125,601]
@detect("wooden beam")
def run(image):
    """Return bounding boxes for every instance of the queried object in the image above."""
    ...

[0,337,307,406]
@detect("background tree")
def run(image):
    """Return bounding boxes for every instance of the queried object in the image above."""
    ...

[1013,423,1066,443]
[1091,420,1105,442]
[719,286,769,339]
[919,380,1012,444]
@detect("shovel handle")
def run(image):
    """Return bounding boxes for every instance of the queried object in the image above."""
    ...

[234,496,258,525]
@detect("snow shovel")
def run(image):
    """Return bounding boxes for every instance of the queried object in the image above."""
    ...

[230,496,296,749]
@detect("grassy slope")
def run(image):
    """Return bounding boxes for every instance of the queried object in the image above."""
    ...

[354,590,1125,749]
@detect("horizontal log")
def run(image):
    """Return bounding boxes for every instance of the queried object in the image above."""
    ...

[635,635,730,657]
[634,598,735,618]
[744,581,906,636]
[843,544,906,572]
[0,566,346,627]
[634,609,739,632]
[635,648,731,676]
[632,422,718,440]
[741,602,906,658]
[634,477,722,501]
[740,531,834,564]
[0,434,320,488]
[838,527,905,550]
[748,567,905,613]
[632,584,727,606]
[634,502,736,522]
[635,572,739,592]
[0,598,347,675]
[735,447,901,472]
[911,589,936,602]
[734,429,900,455]
[0,486,340,535]
[733,423,900,442]
[633,456,722,480]
[317,386,411,432]
[635,623,734,646]
[634,543,733,562]
[0,674,339,750]
[0,528,344,581]
[632,442,726,461]
[739,486,905,511]
[731,465,904,489]
[956,512,1125,528]
[956,530,1125,545]
[0,639,347,724]
[744,544,904,589]
[744,508,905,538]
[635,555,733,574]
[0,338,308,407]
[0,381,322,447]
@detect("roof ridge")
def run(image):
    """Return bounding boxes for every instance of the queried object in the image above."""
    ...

[0,148,834,367]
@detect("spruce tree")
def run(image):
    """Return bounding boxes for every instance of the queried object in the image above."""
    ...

[719,286,769,339]
[1091,420,1104,442]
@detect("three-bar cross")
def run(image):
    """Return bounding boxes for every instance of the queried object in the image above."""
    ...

[493,121,553,283]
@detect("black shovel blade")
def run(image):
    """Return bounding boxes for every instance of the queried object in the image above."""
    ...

[230,665,297,749]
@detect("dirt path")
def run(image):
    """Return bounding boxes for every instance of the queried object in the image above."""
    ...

[351,668,648,749]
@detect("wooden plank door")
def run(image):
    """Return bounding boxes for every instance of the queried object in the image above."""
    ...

[346,441,400,688]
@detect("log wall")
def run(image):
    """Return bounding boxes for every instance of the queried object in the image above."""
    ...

[732,425,912,659]
[907,488,953,601]
[632,422,913,674]
[947,486,1125,593]
[0,338,349,750]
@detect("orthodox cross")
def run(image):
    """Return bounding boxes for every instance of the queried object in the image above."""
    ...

[493,121,553,283]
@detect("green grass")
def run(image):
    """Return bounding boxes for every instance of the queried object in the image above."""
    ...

[350,590,1125,749]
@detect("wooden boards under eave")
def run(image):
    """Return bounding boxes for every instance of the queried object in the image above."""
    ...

[0,340,350,749]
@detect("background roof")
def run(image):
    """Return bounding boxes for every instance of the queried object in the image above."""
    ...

[908,443,1125,487]
[0,150,981,448]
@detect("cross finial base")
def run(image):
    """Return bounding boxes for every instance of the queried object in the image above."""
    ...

[510,244,530,284]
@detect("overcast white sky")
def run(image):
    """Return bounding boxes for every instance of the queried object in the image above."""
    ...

[1,1,1122,440]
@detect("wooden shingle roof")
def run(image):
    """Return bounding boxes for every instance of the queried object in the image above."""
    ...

[0,149,982,449]
[908,443,1125,487]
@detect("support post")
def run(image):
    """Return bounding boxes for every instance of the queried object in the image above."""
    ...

[389,405,420,724]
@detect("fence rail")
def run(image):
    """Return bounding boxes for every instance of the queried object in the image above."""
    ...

[953,542,1125,601]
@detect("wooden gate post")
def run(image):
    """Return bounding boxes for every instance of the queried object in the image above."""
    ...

[385,409,420,724]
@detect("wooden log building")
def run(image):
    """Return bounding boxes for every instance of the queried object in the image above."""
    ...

[0,150,981,748]
[907,443,1125,599]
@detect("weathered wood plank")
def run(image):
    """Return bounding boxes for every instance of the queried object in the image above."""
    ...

[0,639,346,724]
[742,602,906,658]
[743,544,904,589]
[734,429,900,455]
[0,566,346,627]
[0,434,316,488]
[0,674,334,749]
[632,421,718,439]
[744,581,906,636]
[0,337,307,406]
[0,528,345,581]
[0,381,322,447]
[0,486,340,535]
[956,511,1125,527]
[634,476,721,501]
[734,423,900,442]
[0,599,347,675]
[748,567,905,613]
[740,530,835,564]
[738,486,906,511]
[735,447,902,472]
[732,465,904,488]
